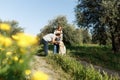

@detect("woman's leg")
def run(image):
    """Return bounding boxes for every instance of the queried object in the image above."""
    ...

[53,44,57,54]
[56,44,59,53]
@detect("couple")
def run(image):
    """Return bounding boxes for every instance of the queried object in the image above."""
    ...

[41,26,66,56]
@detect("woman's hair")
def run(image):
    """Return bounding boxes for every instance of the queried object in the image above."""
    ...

[57,25,62,30]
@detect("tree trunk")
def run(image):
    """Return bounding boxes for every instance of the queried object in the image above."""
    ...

[111,33,116,53]
[115,35,120,53]
[111,32,120,53]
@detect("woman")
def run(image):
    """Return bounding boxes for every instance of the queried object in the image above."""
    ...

[53,25,63,54]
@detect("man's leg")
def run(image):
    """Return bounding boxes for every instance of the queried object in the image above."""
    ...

[44,42,48,56]
[42,39,48,56]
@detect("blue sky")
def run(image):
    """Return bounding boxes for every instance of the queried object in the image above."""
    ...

[0,0,77,35]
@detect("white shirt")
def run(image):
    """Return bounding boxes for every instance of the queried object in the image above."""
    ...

[43,33,55,42]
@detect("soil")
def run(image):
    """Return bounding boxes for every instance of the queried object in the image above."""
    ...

[31,55,120,80]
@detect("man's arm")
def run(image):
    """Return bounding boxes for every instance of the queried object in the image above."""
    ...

[51,36,59,44]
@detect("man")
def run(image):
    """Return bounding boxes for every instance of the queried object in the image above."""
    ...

[41,33,60,56]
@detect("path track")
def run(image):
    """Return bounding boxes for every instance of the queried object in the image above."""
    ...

[31,55,120,80]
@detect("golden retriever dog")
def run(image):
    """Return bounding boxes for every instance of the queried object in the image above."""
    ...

[59,41,66,55]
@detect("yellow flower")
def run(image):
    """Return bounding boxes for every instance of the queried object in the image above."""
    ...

[19,59,24,63]
[0,23,11,31]
[0,35,5,46]
[3,37,12,47]
[25,70,31,75]
[6,51,12,56]
[31,71,49,80]
[12,35,19,40]
[20,48,26,54]
[14,33,38,47]
[13,56,18,61]
[0,35,12,47]
[17,40,29,47]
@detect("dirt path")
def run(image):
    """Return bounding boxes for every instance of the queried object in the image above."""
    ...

[80,60,120,77]
[31,55,120,80]
[31,55,61,80]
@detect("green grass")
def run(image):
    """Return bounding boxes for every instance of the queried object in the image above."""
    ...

[37,44,120,79]
[67,44,120,71]
[46,54,119,80]
[45,54,72,80]
[38,44,120,71]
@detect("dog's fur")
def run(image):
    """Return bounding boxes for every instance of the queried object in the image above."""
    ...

[59,41,66,55]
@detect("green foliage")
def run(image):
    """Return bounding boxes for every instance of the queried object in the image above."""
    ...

[0,23,37,80]
[92,25,110,45]
[101,0,120,52]
[75,0,120,52]
[63,24,81,45]
[75,0,103,27]
[0,20,24,35]
[82,29,91,44]
[38,16,91,45]
[9,20,24,35]
[75,0,110,45]
[67,45,120,71]
[47,54,119,80]
[0,38,32,80]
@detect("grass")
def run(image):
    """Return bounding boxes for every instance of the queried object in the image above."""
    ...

[66,44,120,71]
[45,54,72,80]
[46,54,119,80]
[37,44,120,79]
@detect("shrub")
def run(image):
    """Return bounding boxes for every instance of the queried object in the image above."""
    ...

[0,23,48,80]
[47,54,119,80]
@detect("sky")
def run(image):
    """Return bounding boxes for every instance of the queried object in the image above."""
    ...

[0,0,77,35]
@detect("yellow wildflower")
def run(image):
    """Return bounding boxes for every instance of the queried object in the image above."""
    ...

[0,23,11,31]
[25,69,31,75]
[17,40,30,47]
[20,48,26,54]
[12,35,19,40]
[0,35,12,47]
[19,59,24,63]
[26,35,38,45]
[31,71,49,80]
[0,35,5,46]
[6,51,12,56]
[4,37,12,47]
[13,56,18,61]
[14,33,38,47]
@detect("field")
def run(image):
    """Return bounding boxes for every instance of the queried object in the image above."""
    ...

[0,23,119,80]
[44,44,120,80]
[67,44,120,71]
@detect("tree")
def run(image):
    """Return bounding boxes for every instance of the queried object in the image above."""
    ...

[75,0,103,27]
[75,0,120,53]
[101,0,120,52]
[39,16,67,35]
[75,0,109,45]
[0,20,24,35]
[38,16,85,45]
[9,20,24,35]
[82,29,91,44]
[92,25,109,45]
